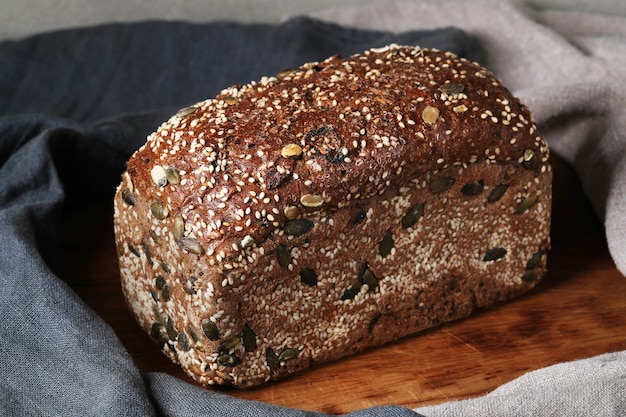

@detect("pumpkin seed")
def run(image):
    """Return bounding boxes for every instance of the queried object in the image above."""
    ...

[349,206,366,226]
[299,268,318,286]
[429,177,455,194]
[152,303,168,326]
[266,348,280,370]
[283,218,314,236]
[201,318,220,341]
[379,229,394,258]
[178,237,203,254]
[165,166,180,184]
[188,326,205,351]
[172,216,185,241]
[218,336,242,352]
[284,206,300,220]
[422,105,440,125]
[522,149,538,170]
[240,235,255,249]
[161,283,171,301]
[515,195,538,214]
[278,348,300,362]
[160,261,171,274]
[341,282,363,300]
[361,268,378,292]
[150,323,167,348]
[128,243,141,257]
[150,201,167,220]
[150,230,163,245]
[522,268,543,283]
[150,322,162,340]
[175,106,197,117]
[150,165,168,187]
[217,353,242,367]
[487,184,509,203]
[242,325,257,352]
[141,239,153,265]
[357,262,369,279]
[483,247,507,261]
[121,188,136,205]
[155,274,166,290]
[401,202,424,229]
[277,67,300,78]
[461,181,484,196]
[184,276,197,295]
[276,245,291,269]
[221,96,238,105]
[300,194,324,208]
[526,250,546,270]
[439,83,465,95]
[177,332,190,352]
[166,317,177,341]
[281,143,303,158]
[150,290,159,302]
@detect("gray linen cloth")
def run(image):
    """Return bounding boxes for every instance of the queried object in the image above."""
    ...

[309,0,626,415]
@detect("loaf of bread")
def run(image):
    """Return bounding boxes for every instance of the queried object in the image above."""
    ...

[113,44,551,387]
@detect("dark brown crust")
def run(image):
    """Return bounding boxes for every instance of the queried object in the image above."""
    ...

[127,45,548,249]
[113,45,552,387]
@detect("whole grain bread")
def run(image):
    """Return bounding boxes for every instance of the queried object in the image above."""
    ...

[113,44,551,387]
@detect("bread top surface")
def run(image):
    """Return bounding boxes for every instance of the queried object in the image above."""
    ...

[123,44,549,257]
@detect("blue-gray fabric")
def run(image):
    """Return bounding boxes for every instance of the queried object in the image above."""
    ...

[0,18,473,416]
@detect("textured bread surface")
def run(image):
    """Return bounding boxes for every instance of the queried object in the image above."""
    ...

[113,45,551,387]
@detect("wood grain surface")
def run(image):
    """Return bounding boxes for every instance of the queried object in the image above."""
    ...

[55,156,626,414]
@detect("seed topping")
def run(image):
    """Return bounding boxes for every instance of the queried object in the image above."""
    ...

[379,229,394,258]
[283,218,314,236]
[276,244,291,269]
[515,195,539,214]
[150,202,167,220]
[429,177,455,194]
[284,206,300,219]
[201,318,220,341]
[483,247,507,261]
[150,165,168,187]
[240,235,255,249]
[461,181,484,196]
[178,237,204,254]
[217,353,242,367]
[422,106,440,125]
[300,194,324,208]
[281,143,303,158]
[121,188,136,205]
[522,149,538,170]
[175,106,197,117]
[266,348,280,370]
[278,348,300,362]
[401,203,424,229]
[487,184,509,203]
[165,166,181,184]
[242,325,257,352]
[438,83,465,95]
[172,216,185,241]
[299,268,318,286]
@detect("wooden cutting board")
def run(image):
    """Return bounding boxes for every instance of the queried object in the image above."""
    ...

[56,156,626,414]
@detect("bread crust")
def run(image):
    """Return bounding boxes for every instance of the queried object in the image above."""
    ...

[113,45,551,387]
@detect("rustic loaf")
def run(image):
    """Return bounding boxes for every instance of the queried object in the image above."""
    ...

[113,44,551,388]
